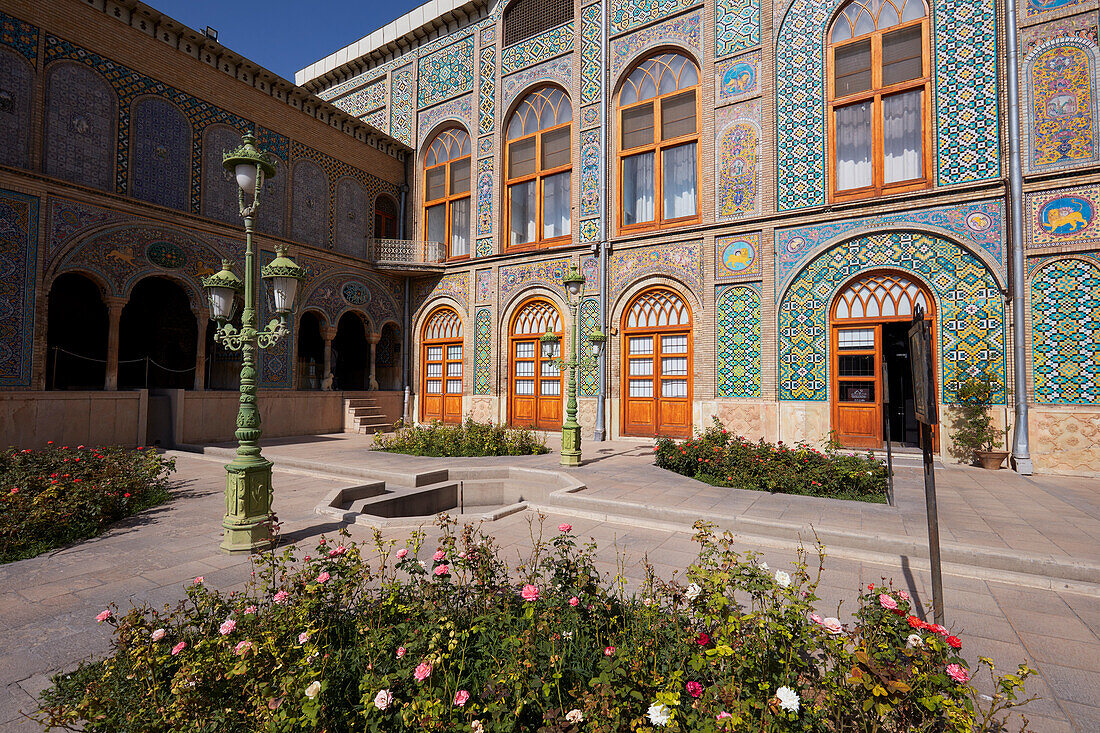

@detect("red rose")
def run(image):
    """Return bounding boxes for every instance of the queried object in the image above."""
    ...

[696,632,710,646]
[946,635,962,649]
[907,616,923,629]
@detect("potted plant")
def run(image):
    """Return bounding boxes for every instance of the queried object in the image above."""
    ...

[948,371,1008,469]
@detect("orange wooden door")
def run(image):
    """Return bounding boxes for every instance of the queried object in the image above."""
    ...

[509,299,563,431]
[420,307,463,424]
[621,288,692,438]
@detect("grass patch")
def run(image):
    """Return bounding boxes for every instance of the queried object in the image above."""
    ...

[372,417,549,457]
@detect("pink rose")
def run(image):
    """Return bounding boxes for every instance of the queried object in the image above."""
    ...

[414,661,432,682]
[569,596,579,607]
[193,576,204,585]
[521,584,539,602]
[821,617,843,635]
[433,550,446,562]
[454,689,470,706]
[95,610,111,623]
[809,613,823,625]
[316,571,330,584]
[899,590,910,601]
[396,548,408,559]
[434,564,449,576]
[243,605,257,615]
[458,551,467,559]
[273,590,290,604]
[219,618,236,635]
[558,523,572,533]
[931,624,949,636]
[879,594,898,611]
[946,663,970,683]
[604,646,615,656]
[234,640,252,655]
[686,680,703,698]
[171,641,187,656]
[396,646,406,658]
[717,711,733,720]
[299,632,311,644]
[151,628,166,641]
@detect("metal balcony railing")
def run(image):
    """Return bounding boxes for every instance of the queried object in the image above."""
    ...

[368,238,446,265]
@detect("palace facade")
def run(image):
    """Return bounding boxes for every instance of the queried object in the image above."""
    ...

[1,0,1098,475]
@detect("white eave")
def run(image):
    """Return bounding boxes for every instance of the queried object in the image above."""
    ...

[295,0,487,88]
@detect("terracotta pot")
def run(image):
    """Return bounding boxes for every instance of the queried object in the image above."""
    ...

[974,450,1009,470]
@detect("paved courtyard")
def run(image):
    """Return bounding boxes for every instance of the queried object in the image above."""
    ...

[1,434,1098,731]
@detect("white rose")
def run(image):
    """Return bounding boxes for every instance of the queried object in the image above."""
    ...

[565,708,584,723]
[151,628,166,641]
[775,570,791,588]
[647,702,672,726]
[684,583,701,602]
[374,688,393,710]
[776,685,800,712]
[305,680,321,699]
[759,561,770,571]
[906,633,924,648]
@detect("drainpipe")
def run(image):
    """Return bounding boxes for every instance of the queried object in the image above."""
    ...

[593,239,608,441]
[592,0,610,442]
[1005,0,1032,474]
[399,181,410,423]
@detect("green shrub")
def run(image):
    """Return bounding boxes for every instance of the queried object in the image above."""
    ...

[948,371,1004,462]
[38,518,1034,732]
[373,417,549,457]
[654,418,888,502]
[0,443,176,563]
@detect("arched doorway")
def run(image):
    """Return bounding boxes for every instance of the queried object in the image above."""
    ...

[375,322,401,390]
[46,273,108,390]
[297,311,325,390]
[509,298,563,431]
[621,287,692,438]
[830,270,934,448]
[204,320,242,390]
[119,277,197,389]
[420,306,463,423]
[333,312,369,390]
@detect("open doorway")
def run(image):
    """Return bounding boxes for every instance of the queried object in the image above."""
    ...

[332,312,369,390]
[46,273,108,389]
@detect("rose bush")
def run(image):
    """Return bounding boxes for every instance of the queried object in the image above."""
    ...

[0,443,175,563]
[655,418,888,502]
[373,417,549,457]
[39,519,1034,732]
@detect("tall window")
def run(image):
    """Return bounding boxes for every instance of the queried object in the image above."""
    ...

[424,128,471,259]
[828,0,930,200]
[374,195,398,239]
[617,53,700,232]
[506,87,573,250]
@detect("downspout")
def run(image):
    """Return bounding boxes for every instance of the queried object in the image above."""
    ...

[1005,0,1032,474]
[592,0,610,442]
[399,180,411,424]
[594,239,608,440]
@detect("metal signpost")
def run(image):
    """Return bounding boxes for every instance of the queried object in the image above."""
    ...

[908,305,944,625]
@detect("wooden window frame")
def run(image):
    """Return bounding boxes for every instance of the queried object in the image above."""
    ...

[507,298,564,430]
[423,128,472,262]
[374,196,398,240]
[827,7,932,203]
[619,288,693,438]
[419,307,464,424]
[616,56,701,235]
[505,87,573,253]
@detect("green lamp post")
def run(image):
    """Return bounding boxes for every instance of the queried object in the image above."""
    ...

[541,264,606,467]
[202,133,304,554]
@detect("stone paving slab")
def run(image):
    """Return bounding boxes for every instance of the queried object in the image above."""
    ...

[0,446,1097,731]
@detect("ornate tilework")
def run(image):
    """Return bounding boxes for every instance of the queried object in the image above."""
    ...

[579,297,601,395]
[474,307,492,394]
[582,256,600,288]
[131,97,190,212]
[609,241,703,304]
[478,136,493,155]
[46,196,127,261]
[582,105,601,127]
[477,157,493,237]
[609,0,696,35]
[414,272,471,313]
[500,259,571,304]
[778,231,1006,404]
[0,189,37,388]
[776,200,1006,287]
[476,237,494,257]
[481,26,497,44]
[418,36,475,108]
[0,48,34,169]
[582,4,603,104]
[580,219,601,243]
[417,95,473,141]
[716,101,760,219]
[501,56,573,110]
[390,64,414,146]
[716,0,760,58]
[1026,0,1088,17]
[479,47,496,135]
[716,233,761,279]
[716,52,758,104]
[716,285,760,397]
[611,10,702,78]
[302,272,402,330]
[1021,15,1098,54]
[200,125,242,225]
[1025,184,1100,249]
[1024,38,1099,173]
[335,178,368,258]
[580,130,601,218]
[501,22,575,75]
[1031,258,1100,403]
[290,159,329,248]
[364,108,386,130]
[44,62,117,193]
[331,77,386,117]
[475,269,492,303]
[0,11,37,64]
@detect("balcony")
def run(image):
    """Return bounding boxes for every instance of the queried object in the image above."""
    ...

[367,239,447,274]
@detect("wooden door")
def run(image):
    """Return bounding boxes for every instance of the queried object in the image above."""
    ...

[509,299,563,431]
[420,307,463,424]
[621,288,692,438]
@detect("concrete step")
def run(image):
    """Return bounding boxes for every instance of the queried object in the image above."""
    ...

[351,407,385,417]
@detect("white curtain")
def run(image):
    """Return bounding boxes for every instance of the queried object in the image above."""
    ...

[425,204,445,246]
[542,172,571,239]
[450,198,469,257]
[883,90,923,183]
[662,143,697,219]
[622,152,655,225]
[509,182,536,245]
[835,102,872,190]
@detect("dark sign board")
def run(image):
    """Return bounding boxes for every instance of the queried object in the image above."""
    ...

[908,308,937,426]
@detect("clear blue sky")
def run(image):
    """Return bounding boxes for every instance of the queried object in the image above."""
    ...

[149,0,425,80]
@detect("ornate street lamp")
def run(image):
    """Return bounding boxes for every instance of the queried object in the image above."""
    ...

[541,264,606,467]
[202,132,304,554]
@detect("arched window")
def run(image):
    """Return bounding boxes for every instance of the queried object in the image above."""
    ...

[621,287,693,438]
[509,299,563,430]
[617,53,700,232]
[424,128,471,259]
[506,86,573,249]
[503,0,573,47]
[828,0,930,200]
[421,306,464,423]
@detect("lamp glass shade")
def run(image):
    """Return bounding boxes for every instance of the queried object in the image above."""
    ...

[540,332,559,358]
[565,278,583,297]
[235,162,259,196]
[589,339,602,358]
[268,276,299,314]
[208,285,237,321]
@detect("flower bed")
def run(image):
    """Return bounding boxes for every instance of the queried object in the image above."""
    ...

[0,443,175,563]
[38,519,1033,731]
[655,419,888,503]
[373,417,549,457]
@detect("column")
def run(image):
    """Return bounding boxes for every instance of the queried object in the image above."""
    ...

[367,332,381,391]
[193,307,208,391]
[322,325,337,390]
[104,296,127,391]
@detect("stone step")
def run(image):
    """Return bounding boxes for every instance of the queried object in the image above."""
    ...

[351,407,384,416]
[346,398,379,408]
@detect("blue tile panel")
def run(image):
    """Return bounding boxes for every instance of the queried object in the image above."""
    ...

[1031,258,1100,404]
[0,188,38,388]
[715,0,760,58]
[717,285,761,397]
[474,308,492,394]
[418,36,475,108]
